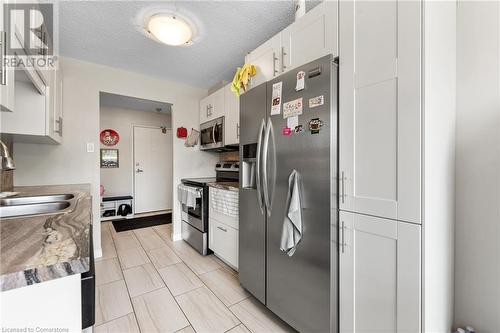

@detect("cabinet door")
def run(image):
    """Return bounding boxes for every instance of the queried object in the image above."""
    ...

[210,87,225,120]
[282,0,338,72]
[1,66,48,137]
[245,33,281,89]
[339,0,421,223]
[209,219,239,269]
[43,67,62,143]
[339,211,421,333]
[199,94,212,124]
[224,83,240,145]
[0,2,15,112]
[54,67,63,141]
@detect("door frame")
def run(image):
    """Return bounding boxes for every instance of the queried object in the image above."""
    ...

[132,124,173,215]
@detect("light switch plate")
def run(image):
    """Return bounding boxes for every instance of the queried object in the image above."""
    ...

[86,143,95,153]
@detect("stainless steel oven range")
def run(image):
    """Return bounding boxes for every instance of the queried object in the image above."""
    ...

[181,162,239,255]
[180,177,212,255]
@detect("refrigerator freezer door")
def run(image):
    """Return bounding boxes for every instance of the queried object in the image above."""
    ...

[239,83,268,303]
[265,55,336,333]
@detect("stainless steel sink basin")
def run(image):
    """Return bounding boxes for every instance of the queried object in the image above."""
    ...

[0,194,74,206]
[0,194,76,218]
[0,201,72,218]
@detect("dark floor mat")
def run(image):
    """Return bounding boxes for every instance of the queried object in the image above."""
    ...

[111,213,171,232]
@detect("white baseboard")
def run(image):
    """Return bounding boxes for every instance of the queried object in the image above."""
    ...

[94,247,103,259]
[134,209,172,218]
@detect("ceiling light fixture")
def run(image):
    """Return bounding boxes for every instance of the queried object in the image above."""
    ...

[147,14,193,46]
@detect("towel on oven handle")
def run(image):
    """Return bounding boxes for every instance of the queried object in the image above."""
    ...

[211,188,239,218]
[178,184,201,209]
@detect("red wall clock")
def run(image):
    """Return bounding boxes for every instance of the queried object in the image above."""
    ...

[100,129,120,146]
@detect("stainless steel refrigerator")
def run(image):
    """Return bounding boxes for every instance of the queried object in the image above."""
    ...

[239,55,338,333]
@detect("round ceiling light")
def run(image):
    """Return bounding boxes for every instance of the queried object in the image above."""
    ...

[147,14,193,46]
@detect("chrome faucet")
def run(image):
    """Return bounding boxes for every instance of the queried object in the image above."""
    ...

[0,140,15,170]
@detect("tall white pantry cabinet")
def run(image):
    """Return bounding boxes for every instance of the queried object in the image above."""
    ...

[338,1,456,333]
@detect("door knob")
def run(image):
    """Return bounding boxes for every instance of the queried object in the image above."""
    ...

[136,168,143,173]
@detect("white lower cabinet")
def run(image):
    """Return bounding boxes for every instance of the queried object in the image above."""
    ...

[209,219,238,269]
[1,274,81,331]
[339,211,421,333]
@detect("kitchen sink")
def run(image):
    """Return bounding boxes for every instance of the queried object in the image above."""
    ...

[0,201,72,218]
[0,194,74,206]
[0,194,75,218]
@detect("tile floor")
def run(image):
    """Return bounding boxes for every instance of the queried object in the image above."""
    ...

[95,221,295,333]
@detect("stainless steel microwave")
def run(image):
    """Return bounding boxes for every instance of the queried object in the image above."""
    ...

[200,116,224,150]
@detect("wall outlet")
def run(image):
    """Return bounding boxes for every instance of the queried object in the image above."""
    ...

[86,143,95,153]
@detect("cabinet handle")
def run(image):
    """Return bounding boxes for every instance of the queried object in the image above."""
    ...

[55,117,63,136]
[0,31,6,86]
[340,221,345,253]
[236,123,240,138]
[272,52,279,76]
[281,47,287,72]
[217,226,227,232]
[340,171,345,204]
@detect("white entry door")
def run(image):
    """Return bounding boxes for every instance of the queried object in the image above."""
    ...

[133,126,172,214]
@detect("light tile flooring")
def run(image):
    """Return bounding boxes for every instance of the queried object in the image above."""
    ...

[95,222,295,333]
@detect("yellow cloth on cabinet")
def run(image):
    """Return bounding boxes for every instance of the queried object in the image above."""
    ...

[231,64,256,96]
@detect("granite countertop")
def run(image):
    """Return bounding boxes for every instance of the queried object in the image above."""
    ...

[207,181,239,192]
[0,184,92,291]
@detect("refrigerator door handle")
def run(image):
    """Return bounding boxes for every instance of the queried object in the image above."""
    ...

[256,119,266,213]
[268,118,277,215]
[262,117,273,216]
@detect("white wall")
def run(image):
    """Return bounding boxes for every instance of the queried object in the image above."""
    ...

[423,2,457,331]
[13,57,218,257]
[454,2,500,331]
[100,106,171,198]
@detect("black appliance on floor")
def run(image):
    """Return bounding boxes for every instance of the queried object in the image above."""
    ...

[82,226,95,329]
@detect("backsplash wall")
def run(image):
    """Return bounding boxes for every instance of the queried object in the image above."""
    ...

[219,151,239,162]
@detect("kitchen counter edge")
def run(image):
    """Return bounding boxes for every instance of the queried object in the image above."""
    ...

[0,184,92,292]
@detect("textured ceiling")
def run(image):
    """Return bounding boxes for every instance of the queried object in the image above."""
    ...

[59,1,320,89]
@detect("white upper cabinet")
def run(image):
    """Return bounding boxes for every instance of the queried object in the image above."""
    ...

[246,1,338,91]
[200,87,225,124]
[339,211,421,333]
[224,83,240,146]
[199,94,211,124]
[0,0,62,144]
[210,87,225,120]
[200,83,239,145]
[281,1,337,72]
[245,33,281,90]
[0,2,15,112]
[339,0,421,223]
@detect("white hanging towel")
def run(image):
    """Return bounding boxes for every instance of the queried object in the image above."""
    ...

[210,188,239,217]
[177,184,201,209]
[280,169,303,257]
